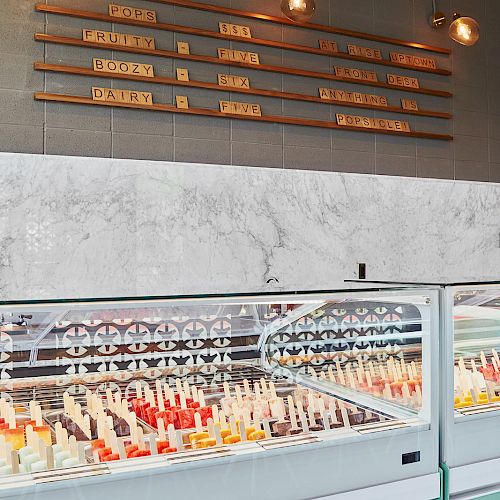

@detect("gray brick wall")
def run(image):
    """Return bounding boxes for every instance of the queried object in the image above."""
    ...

[1,0,498,180]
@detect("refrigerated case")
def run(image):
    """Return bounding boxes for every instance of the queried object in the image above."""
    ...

[0,288,440,500]
[441,282,500,499]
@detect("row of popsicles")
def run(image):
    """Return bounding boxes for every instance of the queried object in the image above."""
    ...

[454,349,500,408]
[309,357,423,408]
[0,416,85,476]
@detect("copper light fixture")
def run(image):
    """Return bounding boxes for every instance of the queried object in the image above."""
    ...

[429,0,446,27]
[429,1,480,46]
[449,13,480,46]
[280,0,316,23]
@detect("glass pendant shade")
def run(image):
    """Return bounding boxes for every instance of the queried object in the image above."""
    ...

[449,15,480,46]
[280,0,316,23]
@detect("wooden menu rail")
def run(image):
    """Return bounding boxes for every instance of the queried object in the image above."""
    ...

[146,0,451,55]
[34,62,452,120]
[35,4,451,76]
[34,92,453,141]
[34,34,453,99]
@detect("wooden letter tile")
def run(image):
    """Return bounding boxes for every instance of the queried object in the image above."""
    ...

[176,68,190,81]
[176,96,189,109]
[177,42,190,54]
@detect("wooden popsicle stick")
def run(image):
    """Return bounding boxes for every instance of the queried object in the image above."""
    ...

[400,358,408,376]
[29,401,36,421]
[480,352,488,370]
[10,450,19,475]
[219,411,228,429]
[340,408,350,428]
[318,398,326,415]
[395,362,403,381]
[296,401,309,433]
[356,368,364,384]
[86,391,92,413]
[207,418,215,439]
[69,435,78,458]
[167,424,176,447]
[194,412,203,433]
[106,388,114,412]
[179,391,187,409]
[458,356,467,373]
[242,409,251,429]
[61,429,69,451]
[307,404,316,427]
[379,365,387,381]
[253,414,262,431]
[46,445,55,470]
[384,383,393,400]
[366,371,373,388]
[415,385,422,405]
[137,427,146,451]
[175,378,183,395]
[238,421,247,442]
[0,436,6,460]
[183,380,191,399]
[254,382,261,401]
[211,404,219,425]
[156,380,165,411]
[175,430,184,452]
[471,359,478,372]
[276,399,286,422]
[192,387,199,403]
[492,356,499,373]
[231,402,241,421]
[402,382,411,404]
[260,378,268,398]
[38,439,47,468]
[54,422,63,447]
[4,442,12,468]
[148,435,158,455]
[198,390,206,408]
[235,385,244,406]
[7,407,15,429]
[335,362,346,385]
[307,394,316,413]
[263,419,272,439]
[157,419,167,442]
[135,381,143,400]
[223,382,231,399]
[243,379,251,397]
[128,412,138,444]
[83,414,91,439]
[327,366,336,383]
[168,387,176,407]
[322,411,330,430]
[214,425,223,446]
[229,416,238,436]
[347,368,357,389]
[269,382,278,399]
[287,396,298,429]
[492,349,500,368]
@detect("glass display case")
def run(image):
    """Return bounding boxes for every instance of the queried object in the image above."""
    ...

[441,282,500,499]
[0,287,440,500]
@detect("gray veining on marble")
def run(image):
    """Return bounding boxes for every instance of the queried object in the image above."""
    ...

[0,152,499,300]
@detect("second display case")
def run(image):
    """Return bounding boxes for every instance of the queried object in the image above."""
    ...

[441,282,500,499]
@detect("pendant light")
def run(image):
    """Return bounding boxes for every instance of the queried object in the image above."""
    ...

[280,0,316,23]
[428,1,480,47]
[448,13,480,46]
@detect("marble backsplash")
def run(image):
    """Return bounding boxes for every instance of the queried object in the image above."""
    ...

[0,152,499,300]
